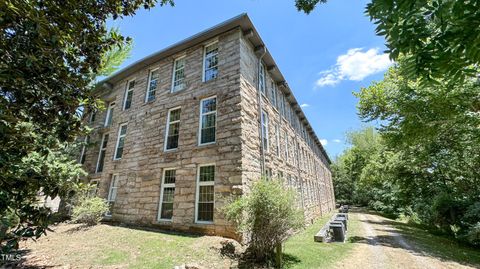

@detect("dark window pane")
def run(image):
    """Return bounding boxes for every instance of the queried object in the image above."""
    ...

[97,151,105,173]
[102,134,109,148]
[201,127,215,144]
[164,170,176,184]
[199,166,214,182]
[125,91,133,109]
[161,202,173,219]
[201,99,216,113]
[197,202,214,222]
[170,109,181,122]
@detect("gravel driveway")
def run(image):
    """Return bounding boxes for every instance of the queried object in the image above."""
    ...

[333,209,477,269]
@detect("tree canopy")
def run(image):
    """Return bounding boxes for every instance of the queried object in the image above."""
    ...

[333,59,480,245]
[0,0,169,253]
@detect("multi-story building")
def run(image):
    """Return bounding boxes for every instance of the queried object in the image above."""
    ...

[80,14,335,238]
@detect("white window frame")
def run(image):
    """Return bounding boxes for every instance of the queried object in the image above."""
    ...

[104,102,115,127]
[270,80,277,108]
[157,168,177,222]
[171,56,186,92]
[145,68,159,103]
[164,106,181,151]
[79,135,89,164]
[195,164,215,224]
[202,41,219,82]
[275,125,280,157]
[123,79,135,110]
[106,174,118,217]
[259,63,266,94]
[261,110,269,152]
[95,133,108,173]
[285,131,289,161]
[113,123,128,160]
[198,96,217,146]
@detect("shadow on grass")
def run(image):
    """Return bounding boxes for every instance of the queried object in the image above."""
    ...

[3,249,57,269]
[350,208,480,267]
[100,222,203,239]
[236,248,301,269]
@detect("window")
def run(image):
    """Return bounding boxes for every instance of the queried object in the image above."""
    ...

[275,125,280,157]
[79,136,89,164]
[280,93,286,118]
[203,42,218,82]
[106,174,118,216]
[105,102,115,127]
[270,80,277,108]
[196,165,215,223]
[278,171,284,181]
[95,134,109,173]
[172,57,186,92]
[146,69,159,102]
[123,80,135,110]
[89,111,96,123]
[199,97,216,145]
[114,124,127,160]
[285,131,289,161]
[261,110,269,152]
[259,64,266,94]
[165,107,181,151]
[158,169,176,221]
[264,168,272,179]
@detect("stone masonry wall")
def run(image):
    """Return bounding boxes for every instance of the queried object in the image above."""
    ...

[80,26,336,239]
[82,28,243,238]
[238,35,335,223]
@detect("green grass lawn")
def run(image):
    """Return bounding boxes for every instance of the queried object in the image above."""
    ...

[20,224,237,269]
[282,212,359,269]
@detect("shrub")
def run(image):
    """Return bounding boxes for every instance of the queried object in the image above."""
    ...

[71,197,109,225]
[225,178,304,267]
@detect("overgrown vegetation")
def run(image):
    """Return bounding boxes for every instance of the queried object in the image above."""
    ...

[332,58,480,246]
[0,0,151,253]
[225,179,304,267]
[71,184,109,226]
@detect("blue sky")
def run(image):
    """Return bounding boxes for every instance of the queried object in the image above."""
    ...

[110,0,391,159]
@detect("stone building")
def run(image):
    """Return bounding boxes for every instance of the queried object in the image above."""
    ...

[80,14,335,238]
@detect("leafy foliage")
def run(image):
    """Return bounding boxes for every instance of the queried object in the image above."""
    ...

[0,0,156,254]
[72,196,109,226]
[225,179,304,266]
[334,59,480,245]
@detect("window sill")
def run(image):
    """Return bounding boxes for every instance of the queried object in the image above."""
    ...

[195,221,214,225]
[164,148,179,153]
[157,219,173,223]
[202,77,218,84]
[170,87,186,94]
[198,141,216,147]
[144,99,156,105]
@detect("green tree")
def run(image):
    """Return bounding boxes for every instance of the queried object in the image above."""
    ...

[332,127,383,205]
[225,179,304,268]
[295,0,480,83]
[0,0,158,253]
[355,59,480,243]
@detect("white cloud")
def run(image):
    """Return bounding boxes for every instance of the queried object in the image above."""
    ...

[320,139,328,146]
[315,48,392,88]
[333,139,341,143]
[300,103,310,108]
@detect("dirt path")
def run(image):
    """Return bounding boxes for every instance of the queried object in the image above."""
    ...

[333,210,476,269]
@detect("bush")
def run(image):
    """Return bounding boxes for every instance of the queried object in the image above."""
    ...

[71,197,109,225]
[225,178,304,267]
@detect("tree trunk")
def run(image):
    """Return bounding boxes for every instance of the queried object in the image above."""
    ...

[275,242,282,268]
